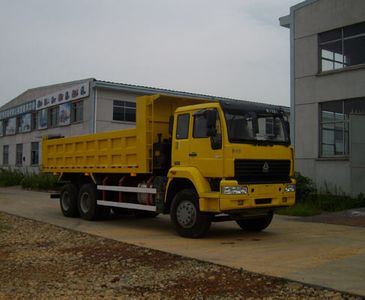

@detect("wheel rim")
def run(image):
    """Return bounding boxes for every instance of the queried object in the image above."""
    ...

[61,191,70,211]
[80,192,91,213]
[176,200,197,229]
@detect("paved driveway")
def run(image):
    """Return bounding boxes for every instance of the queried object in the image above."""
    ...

[1,186,365,296]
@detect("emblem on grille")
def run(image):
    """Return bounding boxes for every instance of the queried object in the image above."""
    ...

[262,162,269,173]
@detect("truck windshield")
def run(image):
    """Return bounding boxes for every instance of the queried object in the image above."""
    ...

[224,112,289,145]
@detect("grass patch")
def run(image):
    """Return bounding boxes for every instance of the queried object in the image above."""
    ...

[0,168,59,191]
[0,168,24,187]
[21,172,59,191]
[276,202,322,216]
[277,173,365,217]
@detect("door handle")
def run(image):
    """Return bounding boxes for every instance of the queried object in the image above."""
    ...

[189,152,197,157]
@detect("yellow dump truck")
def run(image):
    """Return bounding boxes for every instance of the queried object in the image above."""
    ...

[42,94,295,238]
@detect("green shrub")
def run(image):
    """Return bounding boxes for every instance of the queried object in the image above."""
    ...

[0,168,24,187]
[316,193,365,212]
[294,172,316,203]
[20,172,59,191]
[276,202,321,216]
[278,173,365,216]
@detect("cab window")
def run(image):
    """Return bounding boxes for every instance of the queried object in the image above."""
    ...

[176,114,189,139]
[193,110,221,138]
[193,114,208,138]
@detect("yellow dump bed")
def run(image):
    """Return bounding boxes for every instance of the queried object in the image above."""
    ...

[42,94,208,174]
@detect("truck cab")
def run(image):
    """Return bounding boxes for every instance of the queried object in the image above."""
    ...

[166,99,295,237]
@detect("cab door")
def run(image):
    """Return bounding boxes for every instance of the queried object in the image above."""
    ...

[189,109,223,177]
[172,113,191,167]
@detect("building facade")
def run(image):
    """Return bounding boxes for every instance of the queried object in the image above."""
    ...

[0,78,288,172]
[280,0,365,196]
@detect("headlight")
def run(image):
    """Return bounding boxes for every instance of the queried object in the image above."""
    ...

[284,184,296,193]
[222,186,248,195]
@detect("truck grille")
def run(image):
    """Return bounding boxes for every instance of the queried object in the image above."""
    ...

[234,159,291,183]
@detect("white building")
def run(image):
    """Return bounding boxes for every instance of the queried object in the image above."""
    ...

[280,0,365,196]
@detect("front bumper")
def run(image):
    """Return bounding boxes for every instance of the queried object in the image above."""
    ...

[199,180,295,213]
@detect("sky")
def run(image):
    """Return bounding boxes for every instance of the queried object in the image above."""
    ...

[0,0,300,108]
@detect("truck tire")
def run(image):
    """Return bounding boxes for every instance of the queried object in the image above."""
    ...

[170,189,211,238]
[236,211,274,232]
[78,183,100,221]
[60,184,79,218]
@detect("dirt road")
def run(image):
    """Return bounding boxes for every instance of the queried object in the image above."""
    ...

[0,212,361,299]
[0,186,365,296]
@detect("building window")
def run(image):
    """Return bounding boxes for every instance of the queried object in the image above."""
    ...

[31,112,37,130]
[16,144,23,166]
[3,145,9,165]
[319,21,365,72]
[0,120,3,137]
[176,114,190,139]
[31,142,39,165]
[38,109,48,130]
[113,100,136,122]
[71,101,83,123]
[320,99,365,157]
[48,106,59,128]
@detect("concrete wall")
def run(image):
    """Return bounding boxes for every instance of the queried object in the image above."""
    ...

[350,114,365,197]
[292,0,365,195]
[95,88,137,133]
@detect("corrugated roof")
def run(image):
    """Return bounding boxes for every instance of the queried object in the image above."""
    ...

[94,79,289,112]
[0,78,289,113]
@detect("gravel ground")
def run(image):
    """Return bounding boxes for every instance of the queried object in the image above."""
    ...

[0,212,362,300]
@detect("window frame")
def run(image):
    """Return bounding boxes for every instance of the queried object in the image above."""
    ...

[176,113,190,140]
[3,145,9,165]
[31,142,39,165]
[112,100,136,123]
[193,112,209,139]
[319,100,349,158]
[16,143,23,166]
[48,106,59,128]
[71,100,83,123]
[318,21,365,73]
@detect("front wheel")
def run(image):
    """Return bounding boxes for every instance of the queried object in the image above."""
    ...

[236,211,274,232]
[170,189,211,238]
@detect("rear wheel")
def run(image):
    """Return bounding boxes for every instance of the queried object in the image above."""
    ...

[170,189,211,238]
[236,211,274,232]
[60,184,79,217]
[77,183,104,220]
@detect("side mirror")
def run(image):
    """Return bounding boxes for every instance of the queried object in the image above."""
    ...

[205,110,217,137]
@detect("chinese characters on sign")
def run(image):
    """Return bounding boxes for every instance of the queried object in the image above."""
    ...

[0,101,36,120]
[36,83,89,111]
[0,82,90,135]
